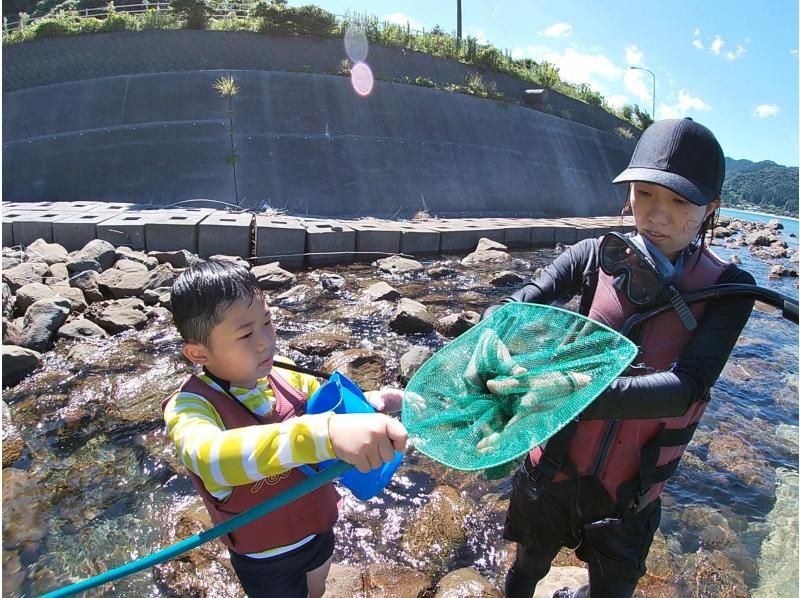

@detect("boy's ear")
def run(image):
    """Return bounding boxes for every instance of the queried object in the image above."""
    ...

[182,342,210,365]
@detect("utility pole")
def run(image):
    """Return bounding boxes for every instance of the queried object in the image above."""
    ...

[457,0,462,40]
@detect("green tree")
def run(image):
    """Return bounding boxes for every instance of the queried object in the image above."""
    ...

[170,0,213,29]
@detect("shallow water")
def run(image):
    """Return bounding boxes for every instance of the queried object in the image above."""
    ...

[2,234,798,597]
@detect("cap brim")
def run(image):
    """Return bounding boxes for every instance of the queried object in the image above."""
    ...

[612,167,716,206]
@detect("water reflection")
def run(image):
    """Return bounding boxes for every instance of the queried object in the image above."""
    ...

[2,243,797,597]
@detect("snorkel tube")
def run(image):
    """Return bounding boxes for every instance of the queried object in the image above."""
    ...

[621,283,799,338]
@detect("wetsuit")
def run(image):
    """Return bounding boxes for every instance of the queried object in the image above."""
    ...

[487,238,755,597]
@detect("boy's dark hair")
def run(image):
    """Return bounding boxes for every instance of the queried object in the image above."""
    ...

[171,261,262,345]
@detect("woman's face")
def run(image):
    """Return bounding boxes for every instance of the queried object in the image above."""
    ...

[630,182,719,260]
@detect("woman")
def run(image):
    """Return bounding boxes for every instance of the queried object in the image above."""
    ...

[485,118,756,598]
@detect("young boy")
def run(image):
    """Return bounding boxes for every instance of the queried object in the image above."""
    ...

[163,261,408,598]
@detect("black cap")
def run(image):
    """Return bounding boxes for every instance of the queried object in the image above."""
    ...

[613,118,725,206]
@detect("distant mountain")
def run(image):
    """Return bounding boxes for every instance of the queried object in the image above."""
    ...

[722,157,798,217]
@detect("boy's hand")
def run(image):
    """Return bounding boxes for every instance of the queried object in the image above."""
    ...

[365,387,404,413]
[329,414,408,473]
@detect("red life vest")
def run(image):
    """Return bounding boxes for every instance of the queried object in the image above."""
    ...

[530,245,730,514]
[162,371,339,554]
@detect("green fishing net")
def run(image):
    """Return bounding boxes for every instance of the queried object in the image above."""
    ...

[402,303,639,471]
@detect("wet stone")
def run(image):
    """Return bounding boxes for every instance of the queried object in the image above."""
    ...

[1,467,47,549]
[403,485,472,563]
[375,255,424,275]
[434,566,501,597]
[435,310,480,338]
[153,504,242,598]
[322,349,387,391]
[288,331,351,356]
[389,298,436,334]
[364,281,401,302]
[2,401,28,467]
[363,563,432,598]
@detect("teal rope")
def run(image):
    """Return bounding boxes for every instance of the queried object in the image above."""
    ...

[41,461,353,598]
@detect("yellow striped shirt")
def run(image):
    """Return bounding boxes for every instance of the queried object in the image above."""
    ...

[163,361,335,502]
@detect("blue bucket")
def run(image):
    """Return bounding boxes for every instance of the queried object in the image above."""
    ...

[299,372,404,500]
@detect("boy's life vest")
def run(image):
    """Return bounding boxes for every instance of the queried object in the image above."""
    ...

[162,370,339,555]
[529,244,730,519]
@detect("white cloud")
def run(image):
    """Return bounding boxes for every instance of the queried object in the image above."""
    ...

[531,47,620,87]
[511,47,526,60]
[381,12,423,31]
[472,27,488,44]
[710,35,725,55]
[692,39,704,50]
[754,104,780,118]
[660,90,711,118]
[623,68,652,105]
[790,48,798,55]
[607,94,628,110]
[625,45,643,66]
[725,44,746,61]
[693,27,701,36]
[542,23,572,38]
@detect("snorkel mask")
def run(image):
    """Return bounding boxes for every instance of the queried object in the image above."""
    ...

[599,231,698,330]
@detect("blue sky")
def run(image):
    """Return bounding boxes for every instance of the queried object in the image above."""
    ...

[289,0,799,167]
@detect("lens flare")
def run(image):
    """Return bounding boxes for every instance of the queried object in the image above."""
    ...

[350,62,374,97]
[344,24,368,62]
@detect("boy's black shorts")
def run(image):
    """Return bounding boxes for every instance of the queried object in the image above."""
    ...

[228,530,335,598]
[504,460,661,585]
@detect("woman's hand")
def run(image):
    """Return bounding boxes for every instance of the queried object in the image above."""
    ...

[365,387,404,413]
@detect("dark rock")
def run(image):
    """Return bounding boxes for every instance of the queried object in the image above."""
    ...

[427,266,458,279]
[18,297,71,352]
[364,563,432,598]
[2,283,14,320]
[14,283,55,317]
[398,346,432,383]
[435,311,480,337]
[476,238,508,252]
[490,271,524,286]
[320,273,346,291]
[434,567,500,597]
[99,263,175,300]
[364,281,401,302]
[289,332,350,356]
[25,239,68,265]
[1,468,47,548]
[2,318,22,346]
[2,401,28,467]
[2,262,49,293]
[153,504,240,597]
[84,298,149,334]
[209,254,251,269]
[148,249,202,269]
[375,255,424,275]
[66,239,117,274]
[46,262,70,284]
[57,319,109,341]
[322,348,387,391]
[115,247,159,269]
[251,262,297,290]
[461,249,513,267]
[389,298,435,334]
[69,270,105,303]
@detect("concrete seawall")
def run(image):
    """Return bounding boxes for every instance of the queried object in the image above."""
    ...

[2,202,635,268]
[3,32,635,217]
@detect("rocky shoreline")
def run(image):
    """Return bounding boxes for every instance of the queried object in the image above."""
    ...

[1,216,797,597]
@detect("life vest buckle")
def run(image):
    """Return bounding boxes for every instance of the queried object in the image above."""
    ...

[583,516,623,529]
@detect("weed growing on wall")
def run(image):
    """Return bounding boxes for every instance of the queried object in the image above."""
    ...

[214,74,240,205]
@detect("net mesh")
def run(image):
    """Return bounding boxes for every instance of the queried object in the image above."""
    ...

[403,303,639,471]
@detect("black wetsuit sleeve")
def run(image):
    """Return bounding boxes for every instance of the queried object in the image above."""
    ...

[581,265,757,420]
[491,239,599,307]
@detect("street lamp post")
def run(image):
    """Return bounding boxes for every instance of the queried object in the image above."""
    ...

[629,66,655,120]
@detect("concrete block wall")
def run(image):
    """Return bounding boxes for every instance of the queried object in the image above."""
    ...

[1,203,636,267]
